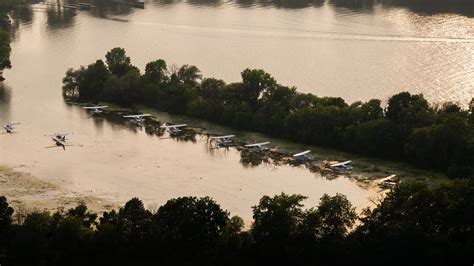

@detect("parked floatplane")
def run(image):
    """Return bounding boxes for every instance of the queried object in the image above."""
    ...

[123,114,151,125]
[245,142,271,151]
[293,150,312,162]
[44,133,72,150]
[2,123,20,134]
[160,123,187,135]
[83,105,108,115]
[209,135,235,148]
[378,174,400,189]
[328,160,353,172]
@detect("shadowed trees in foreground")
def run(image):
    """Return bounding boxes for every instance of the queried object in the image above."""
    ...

[1,179,473,265]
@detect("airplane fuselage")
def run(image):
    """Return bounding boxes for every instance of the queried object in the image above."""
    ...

[91,108,102,115]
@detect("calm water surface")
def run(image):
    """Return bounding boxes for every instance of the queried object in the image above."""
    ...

[0,0,471,219]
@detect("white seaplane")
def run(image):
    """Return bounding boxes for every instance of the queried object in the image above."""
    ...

[329,160,353,172]
[160,123,187,135]
[83,105,108,115]
[245,142,270,151]
[123,114,151,125]
[293,150,312,161]
[209,135,235,148]
[3,122,20,134]
[378,174,400,189]
[45,133,72,150]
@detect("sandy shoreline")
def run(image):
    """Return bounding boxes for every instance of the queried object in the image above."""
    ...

[0,165,117,215]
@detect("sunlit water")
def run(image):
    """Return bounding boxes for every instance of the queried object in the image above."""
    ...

[0,0,471,220]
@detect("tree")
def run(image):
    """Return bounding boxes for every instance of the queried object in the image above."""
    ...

[343,118,399,158]
[313,194,357,239]
[404,117,468,169]
[78,60,110,100]
[251,193,306,244]
[386,92,432,129]
[153,196,229,246]
[66,202,98,228]
[62,67,84,98]
[117,197,152,242]
[241,68,277,109]
[176,64,202,86]
[198,78,226,101]
[152,196,229,264]
[356,180,474,264]
[0,196,13,230]
[144,59,168,84]
[105,47,132,76]
[350,99,383,124]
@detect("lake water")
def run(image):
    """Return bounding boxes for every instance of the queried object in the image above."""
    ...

[0,0,470,220]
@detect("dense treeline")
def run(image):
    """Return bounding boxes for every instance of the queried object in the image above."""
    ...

[1,179,473,265]
[63,48,474,178]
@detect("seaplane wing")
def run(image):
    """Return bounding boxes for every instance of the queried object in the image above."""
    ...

[330,160,352,167]
[379,174,397,182]
[210,135,235,140]
[4,122,20,126]
[46,133,71,137]
[123,114,151,118]
[52,136,66,145]
[293,150,311,157]
[83,106,108,109]
[245,142,270,147]
[160,124,187,129]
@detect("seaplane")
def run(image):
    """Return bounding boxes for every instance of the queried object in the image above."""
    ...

[83,105,108,115]
[160,123,187,135]
[245,142,271,151]
[123,114,151,125]
[2,123,20,134]
[378,174,400,189]
[209,135,235,148]
[293,150,312,161]
[329,160,353,172]
[45,133,72,150]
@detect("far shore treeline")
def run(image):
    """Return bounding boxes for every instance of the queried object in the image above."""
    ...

[1,179,473,265]
[63,48,474,178]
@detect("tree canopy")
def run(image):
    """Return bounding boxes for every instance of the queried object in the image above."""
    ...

[1,179,473,265]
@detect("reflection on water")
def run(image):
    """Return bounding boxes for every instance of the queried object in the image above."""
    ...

[0,84,11,121]
[12,0,471,105]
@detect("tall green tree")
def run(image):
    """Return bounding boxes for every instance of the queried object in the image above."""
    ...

[105,47,132,76]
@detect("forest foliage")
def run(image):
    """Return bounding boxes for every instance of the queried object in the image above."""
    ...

[1,179,473,265]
